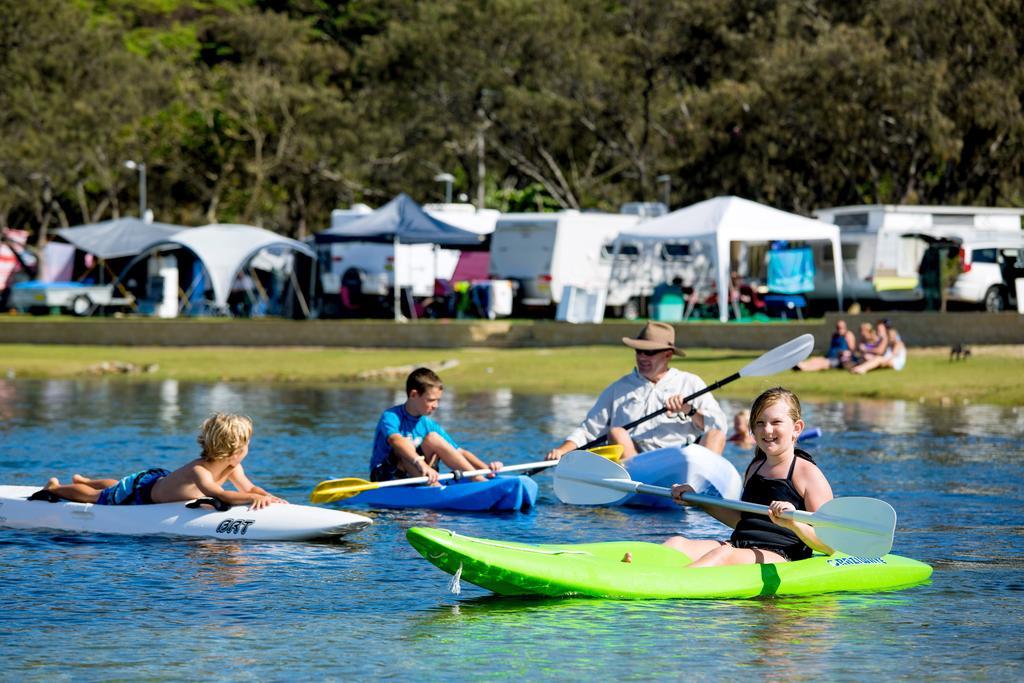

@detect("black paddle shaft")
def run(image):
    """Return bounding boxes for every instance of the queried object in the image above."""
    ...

[581,371,740,449]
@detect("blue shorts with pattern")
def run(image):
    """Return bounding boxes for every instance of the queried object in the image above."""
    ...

[96,468,171,505]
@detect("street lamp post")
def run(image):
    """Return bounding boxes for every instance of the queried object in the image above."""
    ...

[124,160,147,220]
[656,174,671,209]
[434,172,454,204]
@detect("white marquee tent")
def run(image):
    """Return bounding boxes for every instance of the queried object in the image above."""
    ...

[614,196,844,322]
[124,224,316,315]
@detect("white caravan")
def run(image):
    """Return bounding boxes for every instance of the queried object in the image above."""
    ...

[488,211,643,316]
[317,203,499,300]
[811,204,1024,305]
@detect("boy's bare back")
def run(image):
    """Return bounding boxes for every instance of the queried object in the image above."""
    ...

[149,457,238,504]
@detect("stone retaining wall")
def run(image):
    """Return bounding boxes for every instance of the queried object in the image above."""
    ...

[1,312,1021,351]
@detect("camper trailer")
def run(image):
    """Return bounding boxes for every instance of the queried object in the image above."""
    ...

[316,203,498,315]
[811,204,1024,308]
[488,211,645,317]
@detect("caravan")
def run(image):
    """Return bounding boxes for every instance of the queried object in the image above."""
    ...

[487,211,643,317]
[812,204,1024,308]
[316,202,498,316]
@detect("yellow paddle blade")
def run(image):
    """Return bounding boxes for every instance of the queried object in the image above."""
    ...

[308,477,379,504]
[587,445,623,462]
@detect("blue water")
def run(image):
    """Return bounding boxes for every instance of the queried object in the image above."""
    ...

[1,378,1022,680]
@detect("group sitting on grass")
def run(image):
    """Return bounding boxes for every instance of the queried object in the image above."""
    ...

[796,318,907,375]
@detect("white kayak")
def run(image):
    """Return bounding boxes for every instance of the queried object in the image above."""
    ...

[0,485,372,542]
[621,444,743,508]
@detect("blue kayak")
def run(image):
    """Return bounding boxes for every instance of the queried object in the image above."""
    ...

[621,444,743,509]
[344,475,539,511]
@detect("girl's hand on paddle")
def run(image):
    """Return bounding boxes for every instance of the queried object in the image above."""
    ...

[670,483,696,506]
[768,500,796,528]
[487,461,504,478]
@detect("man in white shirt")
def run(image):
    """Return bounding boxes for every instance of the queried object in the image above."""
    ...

[545,321,728,460]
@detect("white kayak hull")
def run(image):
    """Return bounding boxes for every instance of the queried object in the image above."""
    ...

[0,485,372,541]
[622,444,743,508]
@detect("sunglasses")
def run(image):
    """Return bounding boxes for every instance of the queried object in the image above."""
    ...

[635,348,668,357]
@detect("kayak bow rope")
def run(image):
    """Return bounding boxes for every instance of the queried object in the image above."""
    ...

[308,445,624,505]
[553,450,897,558]
[582,334,815,449]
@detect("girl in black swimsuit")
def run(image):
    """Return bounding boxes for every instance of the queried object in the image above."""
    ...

[662,387,835,567]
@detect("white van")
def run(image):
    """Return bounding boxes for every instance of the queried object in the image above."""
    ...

[488,211,641,316]
[811,204,1024,307]
[920,236,1024,311]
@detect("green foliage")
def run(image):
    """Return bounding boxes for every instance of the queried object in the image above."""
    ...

[492,183,561,213]
[2,0,1023,240]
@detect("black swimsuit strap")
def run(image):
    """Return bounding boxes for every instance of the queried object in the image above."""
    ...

[786,453,798,480]
[744,455,765,483]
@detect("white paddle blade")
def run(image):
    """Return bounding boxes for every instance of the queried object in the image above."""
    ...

[807,496,897,558]
[739,334,815,377]
[553,450,634,505]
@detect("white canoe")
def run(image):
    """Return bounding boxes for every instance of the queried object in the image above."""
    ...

[621,444,743,508]
[0,485,372,542]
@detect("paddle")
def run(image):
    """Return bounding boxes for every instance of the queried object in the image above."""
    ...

[553,450,896,557]
[581,334,815,449]
[309,445,624,505]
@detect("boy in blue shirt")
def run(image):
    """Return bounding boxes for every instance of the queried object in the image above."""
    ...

[370,367,503,484]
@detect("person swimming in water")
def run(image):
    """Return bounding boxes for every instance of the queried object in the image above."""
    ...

[727,409,756,449]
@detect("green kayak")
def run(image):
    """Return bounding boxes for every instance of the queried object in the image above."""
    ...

[407,527,933,599]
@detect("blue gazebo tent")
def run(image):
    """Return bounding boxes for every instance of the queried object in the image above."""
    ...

[314,193,486,319]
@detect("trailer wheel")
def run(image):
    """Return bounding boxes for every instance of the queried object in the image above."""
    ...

[71,295,95,317]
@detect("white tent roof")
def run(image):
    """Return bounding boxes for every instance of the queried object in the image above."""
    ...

[134,224,315,310]
[617,196,843,321]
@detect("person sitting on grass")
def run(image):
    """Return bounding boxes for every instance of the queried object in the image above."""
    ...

[662,387,834,567]
[370,367,503,484]
[852,320,907,374]
[39,413,287,510]
[795,319,858,372]
[855,320,886,364]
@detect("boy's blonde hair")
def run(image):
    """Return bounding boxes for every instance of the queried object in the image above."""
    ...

[197,413,253,461]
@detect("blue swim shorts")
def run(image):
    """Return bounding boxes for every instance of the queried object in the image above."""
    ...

[96,468,171,506]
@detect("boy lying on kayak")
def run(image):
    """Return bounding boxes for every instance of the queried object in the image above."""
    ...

[663,387,834,567]
[370,367,502,485]
[39,413,287,510]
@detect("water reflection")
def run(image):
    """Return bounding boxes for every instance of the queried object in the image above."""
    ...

[158,379,180,427]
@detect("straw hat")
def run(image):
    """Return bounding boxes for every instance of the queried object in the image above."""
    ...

[621,321,685,357]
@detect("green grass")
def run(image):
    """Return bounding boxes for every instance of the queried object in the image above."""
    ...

[3,344,1021,405]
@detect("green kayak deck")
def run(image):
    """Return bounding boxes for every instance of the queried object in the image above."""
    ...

[407,527,933,599]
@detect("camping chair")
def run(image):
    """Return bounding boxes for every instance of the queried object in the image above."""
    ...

[682,281,743,321]
[423,278,457,318]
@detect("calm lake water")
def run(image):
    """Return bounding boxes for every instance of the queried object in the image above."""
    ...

[1,378,1022,680]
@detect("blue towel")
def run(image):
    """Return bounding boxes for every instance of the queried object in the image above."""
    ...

[767,247,815,293]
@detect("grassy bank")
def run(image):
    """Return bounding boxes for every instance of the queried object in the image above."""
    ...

[3,343,1022,406]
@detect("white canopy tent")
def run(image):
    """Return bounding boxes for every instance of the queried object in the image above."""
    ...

[615,196,844,322]
[54,217,186,260]
[124,224,316,316]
